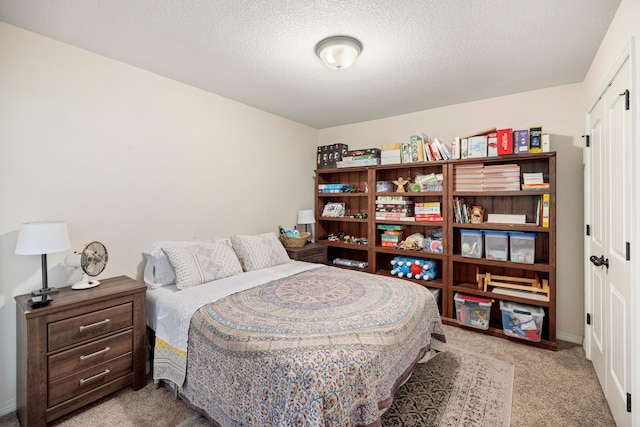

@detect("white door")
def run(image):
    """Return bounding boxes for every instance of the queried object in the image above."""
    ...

[587,56,632,427]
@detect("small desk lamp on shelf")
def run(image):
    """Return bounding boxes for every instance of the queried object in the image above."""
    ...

[297,209,315,242]
[15,221,70,297]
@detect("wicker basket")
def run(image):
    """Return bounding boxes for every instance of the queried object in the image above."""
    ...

[280,232,311,248]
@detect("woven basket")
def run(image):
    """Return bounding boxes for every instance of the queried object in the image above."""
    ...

[280,232,311,248]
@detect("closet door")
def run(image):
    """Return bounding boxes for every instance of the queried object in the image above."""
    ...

[587,55,632,427]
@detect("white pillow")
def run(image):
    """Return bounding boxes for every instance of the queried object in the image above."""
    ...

[143,241,203,289]
[162,241,243,289]
[230,232,292,272]
[142,238,231,289]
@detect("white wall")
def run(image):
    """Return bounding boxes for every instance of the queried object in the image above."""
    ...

[318,84,586,342]
[0,23,317,409]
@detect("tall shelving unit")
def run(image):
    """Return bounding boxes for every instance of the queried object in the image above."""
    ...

[315,152,557,350]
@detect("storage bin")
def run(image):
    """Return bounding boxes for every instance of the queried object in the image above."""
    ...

[484,230,509,261]
[454,292,492,330]
[500,300,545,342]
[460,229,483,258]
[509,232,536,264]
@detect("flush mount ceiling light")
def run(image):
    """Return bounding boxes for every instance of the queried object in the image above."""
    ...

[315,36,363,71]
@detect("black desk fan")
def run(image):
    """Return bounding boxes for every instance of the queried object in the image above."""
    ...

[65,241,109,290]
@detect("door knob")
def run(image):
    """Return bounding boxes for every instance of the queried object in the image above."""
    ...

[590,255,609,269]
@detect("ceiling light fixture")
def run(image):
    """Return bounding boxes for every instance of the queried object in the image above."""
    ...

[315,36,362,71]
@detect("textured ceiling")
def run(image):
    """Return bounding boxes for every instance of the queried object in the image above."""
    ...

[0,0,621,129]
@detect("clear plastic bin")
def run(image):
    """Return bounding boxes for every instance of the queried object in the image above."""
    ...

[500,300,545,341]
[460,229,483,258]
[484,230,509,261]
[509,232,536,264]
[454,292,492,330]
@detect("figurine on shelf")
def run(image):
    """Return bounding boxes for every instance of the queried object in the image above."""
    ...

[393,177,410,192]
[471,205,484,224]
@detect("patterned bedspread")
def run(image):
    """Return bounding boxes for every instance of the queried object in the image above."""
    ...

[176,266,445,426]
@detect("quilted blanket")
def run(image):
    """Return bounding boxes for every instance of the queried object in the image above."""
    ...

[176,266,444,426]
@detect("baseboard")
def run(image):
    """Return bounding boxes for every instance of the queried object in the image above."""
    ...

[557,330,583,345]
[0,398,16,417]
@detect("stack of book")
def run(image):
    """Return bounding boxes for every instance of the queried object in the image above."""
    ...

[336,148,381,168]
[375,196,414,220]
[377,224,405,247]
[453,197,474,223]
[521,172,550,190]
[317,183,351,193]
[415,202,442,222]
[454,163,484,191]
[483,164,521,191]
[381,143,402,165]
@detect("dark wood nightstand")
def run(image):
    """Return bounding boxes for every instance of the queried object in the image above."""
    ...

[285,242,328,264]
[14,276,147,427]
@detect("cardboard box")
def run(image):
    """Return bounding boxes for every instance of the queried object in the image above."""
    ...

[514,130,529,154]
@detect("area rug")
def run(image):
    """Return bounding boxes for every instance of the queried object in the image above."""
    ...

[176,347,514,427]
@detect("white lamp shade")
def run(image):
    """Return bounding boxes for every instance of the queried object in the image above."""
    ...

[297,209,315,225]
[15,221,71,255]
[316,36,362,70]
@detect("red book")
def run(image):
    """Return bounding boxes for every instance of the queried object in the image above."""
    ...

[497,128,513,155]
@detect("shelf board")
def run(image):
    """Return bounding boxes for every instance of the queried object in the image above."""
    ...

[376,269,443,288]
[318,217,368,223]
[319,241,370,251]
[375,246,445,259]
[452,282,551,307]
[451,255,551,272]
[318,192,368,197]
[375,191,443,197]
[452,223,549,232]
[453,189,550,197]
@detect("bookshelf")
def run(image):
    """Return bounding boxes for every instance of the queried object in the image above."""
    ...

[315,152,556,350]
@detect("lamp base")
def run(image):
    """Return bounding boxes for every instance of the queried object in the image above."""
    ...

[32,287,59,296]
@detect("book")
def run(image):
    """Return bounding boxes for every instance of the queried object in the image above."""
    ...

[487,131,498,157]
[529,126,543,153]
[541,193,550,227]
[542,134,550,152]
[400,142,412,163]
[461,138,468,159]
[410,135,424,162]
[467,135,488,158]
[486,213,527,224]
[497,128,513,155]
[451,137,461,159]
[514,130,529,154]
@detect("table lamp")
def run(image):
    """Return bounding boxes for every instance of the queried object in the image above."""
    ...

[15,221,71,296]
[297,209,315,242]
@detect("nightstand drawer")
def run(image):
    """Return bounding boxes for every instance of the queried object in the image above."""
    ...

[48,353,133,407]
[48,303,133,352]
[48,330,133,382]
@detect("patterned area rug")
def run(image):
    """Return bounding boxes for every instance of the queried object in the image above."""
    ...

[382,348,514,426]
[177,347,514,427]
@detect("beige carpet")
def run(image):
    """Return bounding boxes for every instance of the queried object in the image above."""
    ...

[0,324,615,426]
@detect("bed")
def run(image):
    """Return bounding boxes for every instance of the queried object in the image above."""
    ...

[144,233,445,426]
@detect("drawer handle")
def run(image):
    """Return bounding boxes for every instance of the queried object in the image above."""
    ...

[79,369,111,386]
[79,318,111,332]
[79,346,111,361]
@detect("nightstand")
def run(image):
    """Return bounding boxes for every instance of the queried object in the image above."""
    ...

[285,242,328,264]
[14,276,147,427]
